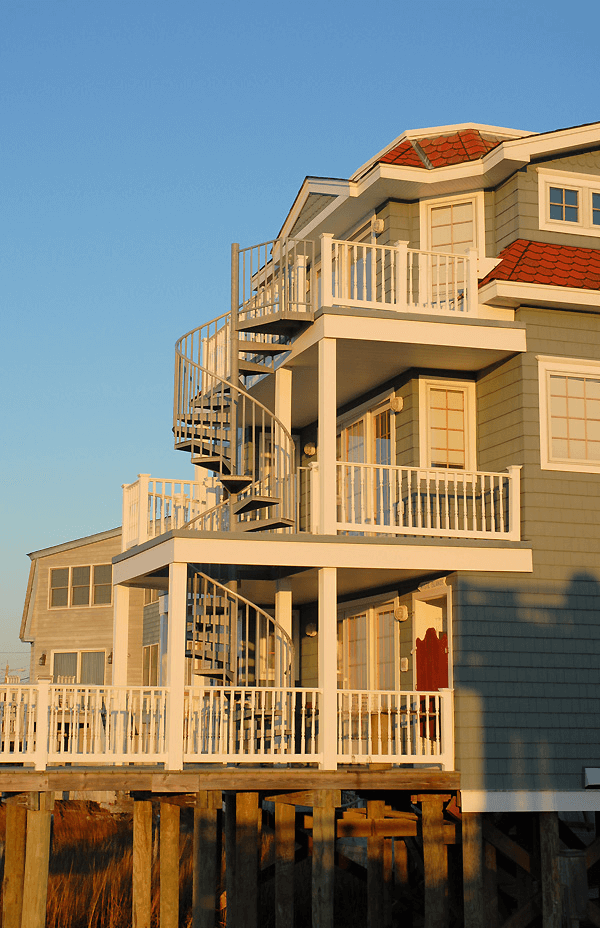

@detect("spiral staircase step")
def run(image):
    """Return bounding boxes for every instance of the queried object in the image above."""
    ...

[239,517,295,532]
[220,475,254,494]
[233,494,281,515]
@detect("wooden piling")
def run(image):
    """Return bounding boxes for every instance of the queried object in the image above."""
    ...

[275,801,295,928]
[235,792,259,928]
[193,790,221,928]
[420,795,448,928]
[367,799,385,928]
[2,800,27,928]
[20,792,53,928]
[312,789,335,928]
[225,792,237,928]
[540,811,561,928]
[160,800,181,928]
[462,812,484,928]
[133,800,153,928]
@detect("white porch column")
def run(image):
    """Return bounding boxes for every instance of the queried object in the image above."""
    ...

[275,366,292,433]
[275,582,293,686]
[166,562,187,771]
[318,567,337,770]
[112,584,130,685]
[318,337,337,535]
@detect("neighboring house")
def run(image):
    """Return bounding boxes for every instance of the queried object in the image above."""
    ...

[20,527,145,686]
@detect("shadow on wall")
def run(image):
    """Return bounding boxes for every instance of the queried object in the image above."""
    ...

[453,571,600,792]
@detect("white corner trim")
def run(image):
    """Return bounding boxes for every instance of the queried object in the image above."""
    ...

[461,790,600,812]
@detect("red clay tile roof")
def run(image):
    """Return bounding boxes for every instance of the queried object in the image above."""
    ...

[480,239,600,290]
[379,129,503,169]
[379,139,426,168]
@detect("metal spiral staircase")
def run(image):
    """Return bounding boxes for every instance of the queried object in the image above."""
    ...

[173,238,315,685]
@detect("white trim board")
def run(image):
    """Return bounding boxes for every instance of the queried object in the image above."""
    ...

[461,790,600,812]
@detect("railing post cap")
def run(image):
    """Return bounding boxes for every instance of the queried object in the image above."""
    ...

[320,231,333,239]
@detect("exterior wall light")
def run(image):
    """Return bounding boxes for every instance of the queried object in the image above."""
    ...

[303,443,317,457]
[39,652,47,666]
[305,623,317,637]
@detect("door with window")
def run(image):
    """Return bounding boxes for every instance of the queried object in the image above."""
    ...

[424,197,477,308]
[338,600,399,691]
[337,404,394,525]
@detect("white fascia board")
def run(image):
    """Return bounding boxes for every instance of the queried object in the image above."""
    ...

[290,188,352,241]
[278,177,351,239]
[320,313,527,354]
[114,534,532,584]
[501,123,600,163]
[28,526,122,560]
[462,790,600,813]
[479,279,600,312]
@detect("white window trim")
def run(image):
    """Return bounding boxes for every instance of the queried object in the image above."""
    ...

[537,168,600,237]
[419,191,486,255]
[538,355,600,473]
[48,564,113,609]
[418,377,476,470]
[51,649,107,684]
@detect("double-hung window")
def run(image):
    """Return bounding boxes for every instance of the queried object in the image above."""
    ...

[52,650,105,685]
[539,356,600,472]
[538,169,600,237]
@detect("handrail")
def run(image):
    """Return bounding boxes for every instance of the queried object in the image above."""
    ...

[189,571,294,687]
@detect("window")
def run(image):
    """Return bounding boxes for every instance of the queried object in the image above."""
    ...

[420,192,486,255]
[338,598,399,690]
[419,378,476,470]
[49,564,112,608]
[52,650,105,685]
[143,644,159,686]
[539,356,600,472]
[538,169,600,237]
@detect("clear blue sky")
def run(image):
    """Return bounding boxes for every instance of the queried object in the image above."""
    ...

[1,0,599,667]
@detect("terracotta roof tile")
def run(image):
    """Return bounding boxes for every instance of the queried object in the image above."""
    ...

[378,129,502,169]
[480,239,600,290]
[379,139,425,168]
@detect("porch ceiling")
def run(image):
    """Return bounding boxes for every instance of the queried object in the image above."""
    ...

[252,334,523,429]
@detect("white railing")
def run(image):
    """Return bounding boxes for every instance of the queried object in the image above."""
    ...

[338,688,454,769]
[46,685,168,764]
[183,686,321,763]
[0,685,38,760]
[319,234,477,316]
[238,238,316,324]
[335,463,521,540]
[122,474,221,550]
[0,684,454,770]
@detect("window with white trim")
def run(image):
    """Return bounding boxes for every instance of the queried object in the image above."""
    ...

[539,357,600,472]
[538,169,600,237]
[420,192,485,255]
[418,378,476,470]
[337,598,399,690]
[49,564,112,608]
[52,650,105,685]
[143,644,159,686]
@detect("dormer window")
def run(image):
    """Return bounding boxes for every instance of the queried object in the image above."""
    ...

[538,169,600,237]
[420,191,486,255]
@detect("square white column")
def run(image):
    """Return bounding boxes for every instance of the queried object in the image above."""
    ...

[318,566,337,770]
[166,562,187,770]
[112,584,130,685]
[318,337,337,535]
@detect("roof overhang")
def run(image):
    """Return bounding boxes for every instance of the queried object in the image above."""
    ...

[480,279,600,312]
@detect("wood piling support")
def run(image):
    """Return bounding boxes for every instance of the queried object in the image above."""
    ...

[193,790,221,928]
[20,792,53,928]
[2,799,27,928]
[275,801,295,928]
[367,799,385,928]
[462,812,484,928]
[160,800,181,928]
[419,794,449,928]
[540,811,561,928]
[235,791,259,928]
[312,789,335,928]
[133,799,153,928]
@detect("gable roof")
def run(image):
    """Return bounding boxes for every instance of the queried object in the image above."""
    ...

[480,239,600,290]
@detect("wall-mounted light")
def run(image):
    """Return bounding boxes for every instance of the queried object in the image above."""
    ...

[107,651,113,665]
[390,396,404,413]
[39,652,47,666]
[305,623,317,638]
[303,442,316,457]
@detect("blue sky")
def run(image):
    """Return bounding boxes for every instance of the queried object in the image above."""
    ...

[1,0,599,667]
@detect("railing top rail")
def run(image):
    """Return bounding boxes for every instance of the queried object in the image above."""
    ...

[336,461,513,479]
[184,498,228,530]
[175,311,231,355]
[406,246,471,259]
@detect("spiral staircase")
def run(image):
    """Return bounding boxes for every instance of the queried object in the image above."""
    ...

[173,238,314,684]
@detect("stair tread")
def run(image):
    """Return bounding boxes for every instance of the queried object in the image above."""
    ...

[239,517,295,532]
[234,494,281,515]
